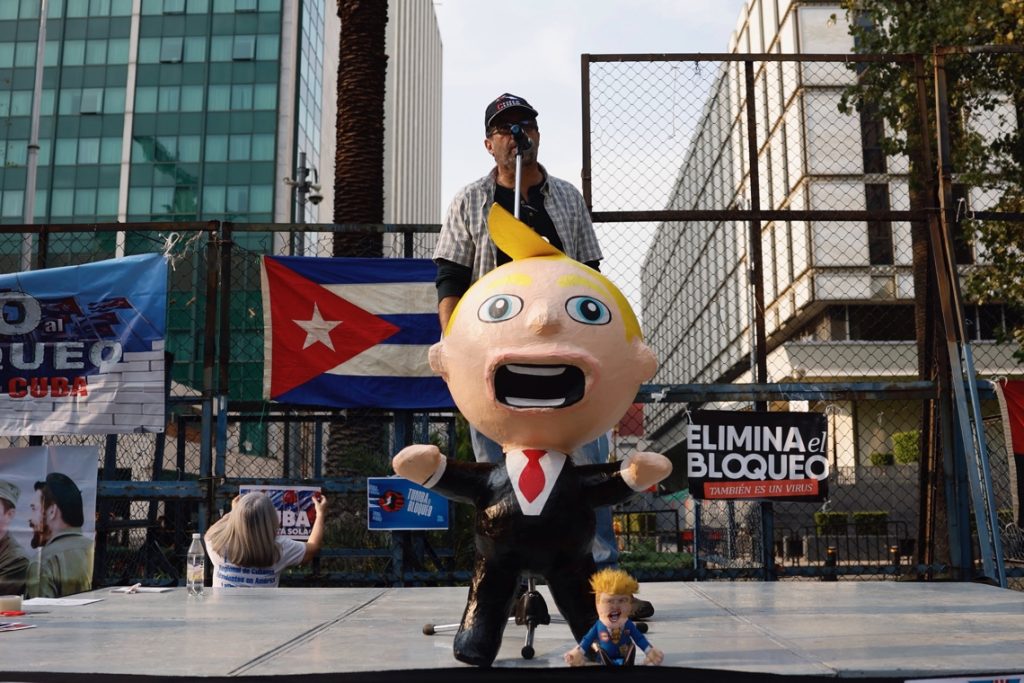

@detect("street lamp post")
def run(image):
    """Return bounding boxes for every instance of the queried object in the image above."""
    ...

[283,151,323,256]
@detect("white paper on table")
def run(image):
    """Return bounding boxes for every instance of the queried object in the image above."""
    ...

[22,598,103,607]
[110,587,174,594]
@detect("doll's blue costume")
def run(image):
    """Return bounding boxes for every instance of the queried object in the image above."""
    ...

[578,618,651,666]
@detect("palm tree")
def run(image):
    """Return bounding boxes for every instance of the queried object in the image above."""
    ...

[326,0,389,478]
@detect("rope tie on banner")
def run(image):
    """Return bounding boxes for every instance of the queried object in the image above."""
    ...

[160,231,208,272]
[161,231,181,256]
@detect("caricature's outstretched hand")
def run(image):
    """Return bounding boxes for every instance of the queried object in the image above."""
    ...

[563,646,587,667]
[622,452,673,491]
[392,444,443,485]
[645,647,665,665]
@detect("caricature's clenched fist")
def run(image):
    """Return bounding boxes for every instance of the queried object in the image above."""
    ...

[621,452,672,492]
[392,444,443,485]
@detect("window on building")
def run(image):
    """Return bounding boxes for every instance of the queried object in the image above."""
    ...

[79,89,103,114]
[1,191,23,218]
[226,186,249,212]
[232,35,255,61]
[85,39,107,65]
[235,0,257,11]
[100,137,122,164]
[859,101,886,174]
[865,183,893,265]
[160,37,183,63]
[181,85,204,111]
[158,86,180,111]
[847,304,915,341]
[964,304,1015,342]
[78,138,100,164]
[163,0,185,12]
[62,40,86,66]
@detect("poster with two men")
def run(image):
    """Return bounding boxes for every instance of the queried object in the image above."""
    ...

[0,446,98,599]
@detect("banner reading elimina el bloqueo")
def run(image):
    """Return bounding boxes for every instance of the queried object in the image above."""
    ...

[685,410,829,502]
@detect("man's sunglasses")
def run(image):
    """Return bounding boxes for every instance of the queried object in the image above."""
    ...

[487,120,538,136]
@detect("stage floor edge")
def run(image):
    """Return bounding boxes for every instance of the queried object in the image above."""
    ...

[3,581,1024,682]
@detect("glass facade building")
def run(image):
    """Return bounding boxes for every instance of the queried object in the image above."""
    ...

[0,0,442,426]
[3,0,444,454]
[0,0,288,231]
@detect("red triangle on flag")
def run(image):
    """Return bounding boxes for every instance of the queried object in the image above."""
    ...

[263,257,399,398]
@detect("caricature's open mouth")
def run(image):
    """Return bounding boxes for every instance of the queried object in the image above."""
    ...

[608,609,622,623]
[494,363,585,409]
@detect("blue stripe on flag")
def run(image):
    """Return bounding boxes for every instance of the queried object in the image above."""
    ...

[277,373,454,410]
[272,255,437,285]
[378,313,441,345]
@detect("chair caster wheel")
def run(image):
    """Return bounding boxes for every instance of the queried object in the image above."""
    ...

[521,645,535,659]
[422,624,435,635]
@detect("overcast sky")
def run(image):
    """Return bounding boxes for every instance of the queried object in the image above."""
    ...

[433,0,750,219]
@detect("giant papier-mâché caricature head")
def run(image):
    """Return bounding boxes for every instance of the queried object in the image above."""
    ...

[428,205,657,454]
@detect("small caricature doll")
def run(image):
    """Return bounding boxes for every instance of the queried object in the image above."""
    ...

[564,568,664,667]
[393,205,671,667]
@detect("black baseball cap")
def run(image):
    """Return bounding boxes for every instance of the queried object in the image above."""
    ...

[485,93,539,130]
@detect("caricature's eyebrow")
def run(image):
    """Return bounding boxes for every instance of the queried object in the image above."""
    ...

[557,273,611,298]
[482,273,532,291]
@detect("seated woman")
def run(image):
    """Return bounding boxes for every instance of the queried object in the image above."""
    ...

[205,491,327,587]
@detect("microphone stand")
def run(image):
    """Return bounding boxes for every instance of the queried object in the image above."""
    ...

[510,124,533,220]
[506,123,554,660]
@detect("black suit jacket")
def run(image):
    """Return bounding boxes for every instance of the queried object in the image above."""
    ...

[430,457,636,575]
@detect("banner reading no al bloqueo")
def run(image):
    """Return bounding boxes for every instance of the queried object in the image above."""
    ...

[0,254,167,435]
[686,410,829,502]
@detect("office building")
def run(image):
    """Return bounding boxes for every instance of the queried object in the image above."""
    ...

[642,0,1019,486]
[0,0,442,411]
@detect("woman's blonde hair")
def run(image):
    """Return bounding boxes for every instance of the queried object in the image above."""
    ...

[205,492,281,567]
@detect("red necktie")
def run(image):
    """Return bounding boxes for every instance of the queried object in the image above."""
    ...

[519,449,546,502]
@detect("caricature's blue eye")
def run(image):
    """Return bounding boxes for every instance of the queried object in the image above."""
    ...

[478,294,523,322]
[565,296,610,325]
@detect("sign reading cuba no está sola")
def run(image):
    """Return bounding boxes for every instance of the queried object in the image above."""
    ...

[686,410,829,502]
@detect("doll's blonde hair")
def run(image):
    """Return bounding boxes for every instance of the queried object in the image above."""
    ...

[445,204,643,342]
[589,567,639,597]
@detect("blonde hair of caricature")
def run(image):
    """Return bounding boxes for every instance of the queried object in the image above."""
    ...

[589,567,639,597]
[446,204,643,341]
[205,492,281,568]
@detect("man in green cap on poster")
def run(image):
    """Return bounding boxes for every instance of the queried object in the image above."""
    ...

[0,479,30,595]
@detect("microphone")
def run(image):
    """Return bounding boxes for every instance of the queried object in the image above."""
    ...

[509,124,533,153]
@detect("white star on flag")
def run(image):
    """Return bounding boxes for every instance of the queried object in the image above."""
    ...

[294,303,342,351]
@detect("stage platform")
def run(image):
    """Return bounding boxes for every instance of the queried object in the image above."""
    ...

[3,581,1024,682]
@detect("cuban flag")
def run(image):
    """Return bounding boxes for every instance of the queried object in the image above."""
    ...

[260,255,453,409]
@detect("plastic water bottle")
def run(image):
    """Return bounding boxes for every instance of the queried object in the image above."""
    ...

[186,532,205,597]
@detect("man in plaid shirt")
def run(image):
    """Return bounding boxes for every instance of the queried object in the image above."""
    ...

[432,95,653,618]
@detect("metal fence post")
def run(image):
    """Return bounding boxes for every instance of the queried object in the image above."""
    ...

[198,222,221,534]
[931,48,1006,586]
[743,58,775,581]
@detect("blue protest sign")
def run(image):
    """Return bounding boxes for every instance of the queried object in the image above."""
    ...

[367,477,449,530]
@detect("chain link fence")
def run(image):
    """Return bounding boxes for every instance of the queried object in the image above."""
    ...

[1,47,1021,588]
[583,50,1024,582]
